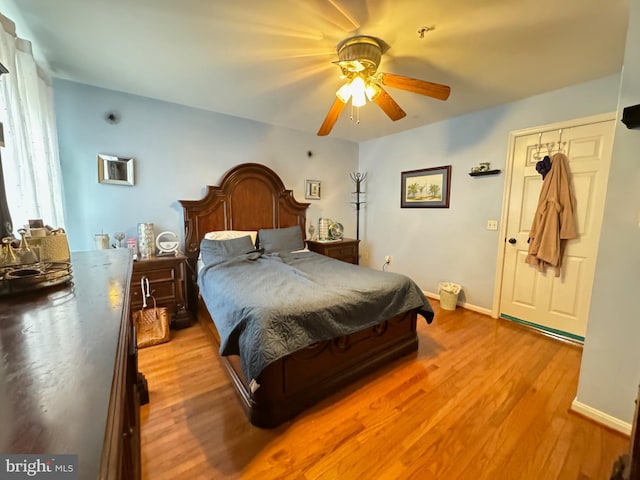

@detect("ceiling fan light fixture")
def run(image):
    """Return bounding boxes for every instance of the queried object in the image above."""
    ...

[336,36,382,76]
[318,34,451,136]
[365,82,381,101]
[350,76,366,107]
[336,82,352,103]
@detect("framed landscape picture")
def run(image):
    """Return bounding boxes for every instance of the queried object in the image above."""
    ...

[401,165,451,208]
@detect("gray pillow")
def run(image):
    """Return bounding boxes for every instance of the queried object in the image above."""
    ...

[258,226,304,253]
[200,235,255,265]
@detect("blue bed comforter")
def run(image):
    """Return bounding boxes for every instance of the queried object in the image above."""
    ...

[198,250,433,382]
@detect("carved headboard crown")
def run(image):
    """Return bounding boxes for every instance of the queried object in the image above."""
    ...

[179,163,310,259]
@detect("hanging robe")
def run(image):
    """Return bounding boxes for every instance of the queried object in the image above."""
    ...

[525,152,577,277]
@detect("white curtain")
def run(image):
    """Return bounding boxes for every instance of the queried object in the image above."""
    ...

[0,12,65,233]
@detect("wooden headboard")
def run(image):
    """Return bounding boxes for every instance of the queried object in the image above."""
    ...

[179,163,310,263]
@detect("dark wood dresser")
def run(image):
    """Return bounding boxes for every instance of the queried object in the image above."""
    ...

[0,249,140,480]
[307,238,360,264]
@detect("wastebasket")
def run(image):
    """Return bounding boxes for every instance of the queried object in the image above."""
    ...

[439,282,461,310]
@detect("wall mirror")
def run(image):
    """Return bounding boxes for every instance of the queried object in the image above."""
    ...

[98,154,135,186]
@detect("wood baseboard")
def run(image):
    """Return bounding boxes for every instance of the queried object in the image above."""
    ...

[423,290,492,316]
[571,398,632,436]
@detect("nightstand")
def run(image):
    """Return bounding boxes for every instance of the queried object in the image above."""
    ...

[131,254,192,329]
[307,238,360,265]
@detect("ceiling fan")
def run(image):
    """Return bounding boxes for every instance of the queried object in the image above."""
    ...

[317,35,451,136]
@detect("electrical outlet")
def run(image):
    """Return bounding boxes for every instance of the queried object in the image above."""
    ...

[384,255,391,264]
[487,220,498,231]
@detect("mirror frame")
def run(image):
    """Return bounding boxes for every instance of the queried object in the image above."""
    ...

[98,154,135,186]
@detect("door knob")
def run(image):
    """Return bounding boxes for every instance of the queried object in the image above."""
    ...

[508,238,517,244]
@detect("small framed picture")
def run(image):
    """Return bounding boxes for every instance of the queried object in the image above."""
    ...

[401,165,451,208]
[98,154,135,186]
[305,179,321,200]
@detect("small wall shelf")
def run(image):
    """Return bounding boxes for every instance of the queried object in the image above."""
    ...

[469,169,501,177]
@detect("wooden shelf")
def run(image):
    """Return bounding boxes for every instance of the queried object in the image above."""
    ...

[469,169,501,177]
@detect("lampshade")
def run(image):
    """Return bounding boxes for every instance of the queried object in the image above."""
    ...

[336,82,352,103]
[350,76,366,107]
[365,82,381,101]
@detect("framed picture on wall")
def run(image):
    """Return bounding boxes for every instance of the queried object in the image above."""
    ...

[401,165,451,208]
[305,179,321,200]
[98,154,135,186]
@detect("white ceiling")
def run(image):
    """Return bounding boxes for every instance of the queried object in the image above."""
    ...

[7,0,629,143]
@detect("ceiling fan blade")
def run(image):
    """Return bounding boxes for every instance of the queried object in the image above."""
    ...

[373,87,406,121]
[379,72,451,101]
[317,97,346,136]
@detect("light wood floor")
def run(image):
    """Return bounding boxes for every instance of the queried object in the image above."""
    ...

[138,301,629,479]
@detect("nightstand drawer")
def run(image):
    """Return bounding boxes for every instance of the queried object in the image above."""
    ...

[131,268,176,285]
[131,281,177,309]
[328,245,356,257]
[307,239,360,265]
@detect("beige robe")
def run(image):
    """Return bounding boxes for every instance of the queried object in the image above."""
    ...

[525,152,577,276]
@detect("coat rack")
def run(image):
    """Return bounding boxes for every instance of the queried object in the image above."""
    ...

[349,172,366,241]
[533,129,566,160]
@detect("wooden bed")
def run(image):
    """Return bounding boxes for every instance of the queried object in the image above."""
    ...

[179,163,420,428]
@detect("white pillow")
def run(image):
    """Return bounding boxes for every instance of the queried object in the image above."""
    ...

[198,231,258,266]
[204,230,257,246]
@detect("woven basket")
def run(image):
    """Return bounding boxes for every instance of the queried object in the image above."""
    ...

[28,234,71,262]
[133,296,170,348]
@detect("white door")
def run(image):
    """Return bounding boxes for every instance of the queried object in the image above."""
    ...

[498,116,614,340]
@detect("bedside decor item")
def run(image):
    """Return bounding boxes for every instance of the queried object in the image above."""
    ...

[138,223,155,259]
[401,165,451,208]
[127,237,138,256]
[156,231,180,255]
[305,179,321,200]
[94,232,110,250]
[350,172,366,241]
[114,231,126,248]
[329,221,344,240]
[318,218,332,240]
[98,154,135,186]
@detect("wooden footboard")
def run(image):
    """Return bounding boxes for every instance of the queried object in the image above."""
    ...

[197,297,418,428]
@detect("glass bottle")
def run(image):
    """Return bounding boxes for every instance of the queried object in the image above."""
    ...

[2,237,18,265]
[17,228,38,264]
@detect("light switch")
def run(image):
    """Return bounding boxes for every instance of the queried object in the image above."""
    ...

[487,220,498,231]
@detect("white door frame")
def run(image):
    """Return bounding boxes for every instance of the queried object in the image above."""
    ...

[490,112,616,319]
